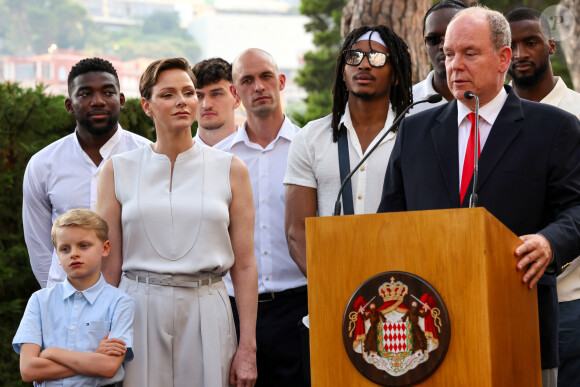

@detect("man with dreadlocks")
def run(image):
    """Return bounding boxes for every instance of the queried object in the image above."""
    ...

[22,57,149,289]
[284,25,412,276]
[409,0,468,115]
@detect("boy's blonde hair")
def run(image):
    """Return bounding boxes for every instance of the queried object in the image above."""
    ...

[51,209,109,247]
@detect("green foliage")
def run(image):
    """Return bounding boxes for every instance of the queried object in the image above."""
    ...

[119,99,156,141]
[0,1,201,62]
[92,11,201,63]
[293,0,346,126]
[552,44,573,89]
[0,82,154,384]
[0,0,93,56]
[111,36,201,64]
[141,11,187,38]
[0,82,74,386]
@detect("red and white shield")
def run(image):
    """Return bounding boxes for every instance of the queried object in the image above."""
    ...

[382,321,409,353]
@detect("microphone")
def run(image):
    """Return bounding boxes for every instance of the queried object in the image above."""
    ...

[333,94,443,216]
[464,90,480,208]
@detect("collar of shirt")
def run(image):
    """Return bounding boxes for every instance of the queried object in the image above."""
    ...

[62,274,107,304]
[192,132,206,146]
[421,70,438,98]
[193,126,238,148]
[73,125,124,166]
[229,115,296,151]
[457,87,508,188]
[339,101,396,158]
[541,77,567,107]
[456,86,508,129]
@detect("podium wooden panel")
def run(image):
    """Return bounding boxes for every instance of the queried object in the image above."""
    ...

[306,208,541,386]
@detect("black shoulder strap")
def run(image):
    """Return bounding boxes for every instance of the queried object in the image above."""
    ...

[337,123,354,215]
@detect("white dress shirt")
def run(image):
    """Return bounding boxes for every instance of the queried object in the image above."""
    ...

[408,70,450,116]
[193,127,238,149]
[457,87,508,190]
[541,77,580,120]
[22,127,149,288]
[215,116,307,295]
[13,274,135,386]
[284,102,396,216]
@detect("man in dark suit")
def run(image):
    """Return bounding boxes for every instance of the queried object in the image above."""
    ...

[378,6,580,386]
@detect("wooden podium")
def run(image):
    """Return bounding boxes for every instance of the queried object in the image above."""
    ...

[305,208,541,386]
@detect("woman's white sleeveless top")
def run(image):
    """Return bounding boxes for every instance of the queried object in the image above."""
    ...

[112,143,235,275]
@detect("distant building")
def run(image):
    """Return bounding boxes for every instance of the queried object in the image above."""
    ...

[187,4,314,108]
[74,0,199,28]
[2,0,315,112]
[0,50,152,98]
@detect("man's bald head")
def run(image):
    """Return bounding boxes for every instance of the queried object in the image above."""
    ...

[231,48,285,119]
[232,48,279,83]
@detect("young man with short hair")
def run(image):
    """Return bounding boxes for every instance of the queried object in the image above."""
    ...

[192,57,240,147]
[23,57,149,288]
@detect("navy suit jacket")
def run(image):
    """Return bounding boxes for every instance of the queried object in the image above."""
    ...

[378,85,580,368]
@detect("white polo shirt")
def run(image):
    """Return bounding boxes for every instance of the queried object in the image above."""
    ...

[284,102,396,216]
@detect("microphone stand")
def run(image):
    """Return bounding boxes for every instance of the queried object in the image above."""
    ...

[464,91,480,208]
[333,94,443,216]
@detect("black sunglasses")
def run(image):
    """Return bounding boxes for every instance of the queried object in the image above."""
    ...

[344,50,390,68]
[424,35,444,47]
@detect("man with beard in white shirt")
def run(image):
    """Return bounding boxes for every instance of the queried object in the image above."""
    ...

[22,57,149,288]
[506,8,580,387]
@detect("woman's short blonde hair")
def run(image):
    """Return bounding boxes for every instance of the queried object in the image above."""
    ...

[139,57,196,100]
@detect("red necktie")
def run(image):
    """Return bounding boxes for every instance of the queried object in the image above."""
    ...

[460,113,480,204]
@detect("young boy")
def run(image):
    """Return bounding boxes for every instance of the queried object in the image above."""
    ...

[13,209,134,386]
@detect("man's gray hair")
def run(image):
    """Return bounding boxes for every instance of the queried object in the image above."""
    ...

[452,5,511,52]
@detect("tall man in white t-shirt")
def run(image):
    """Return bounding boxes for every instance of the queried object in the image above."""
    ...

[191,57,240,147]
[284,25,413,276]
[506,8,580,387]
[22,57,149,288]
[219,48,307,387]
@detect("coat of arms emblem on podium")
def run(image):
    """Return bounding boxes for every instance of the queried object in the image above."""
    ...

[343,271,450,386]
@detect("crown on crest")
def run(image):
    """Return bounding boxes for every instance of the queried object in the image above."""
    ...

[379,277,408,302]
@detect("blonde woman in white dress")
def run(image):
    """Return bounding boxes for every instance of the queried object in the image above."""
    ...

[96,57,258,387]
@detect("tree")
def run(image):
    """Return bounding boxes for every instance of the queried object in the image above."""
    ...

[0,82,154,385]
[101,11,201,63]
[341,0,431,83]
[558,0,580,89]
[294,0,347,126]
[0,0,93,56]
[0,2,201,63]
[0,82,74,386]
[141,11,186,38]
